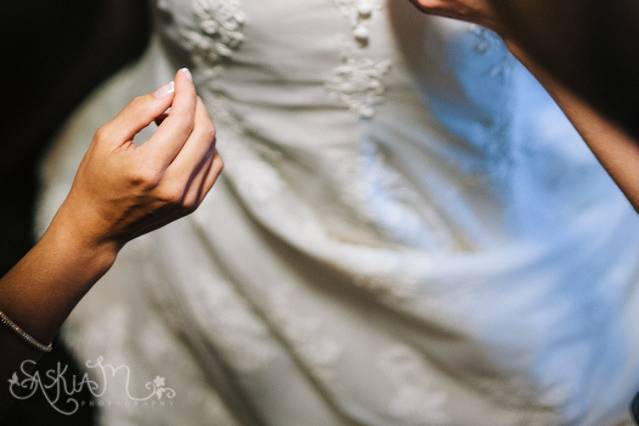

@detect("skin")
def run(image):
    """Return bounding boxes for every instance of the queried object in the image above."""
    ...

[410,0,504,32]
[410,0,639,212]
[490,0,639,139]
[0,68,223,411]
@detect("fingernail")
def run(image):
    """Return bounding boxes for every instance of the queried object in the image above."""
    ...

[153,81,175,99]
[180,67,193,81]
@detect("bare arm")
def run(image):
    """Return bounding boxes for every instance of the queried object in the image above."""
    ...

[0,68,223,412]
[0,213,116,412]
[489,0,639,139]
[411,0,639,210]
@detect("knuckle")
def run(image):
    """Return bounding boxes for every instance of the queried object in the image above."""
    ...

[213,154,224,172]
[127,95,152,115]
[129,166,162,189]
[157,182,184,205]
[181,197,198,212]
[174,114,194,134]
[93,125,112,144]
[185,120,195,135]
[120,96,149,118]
[204,121,215,136]
[130,95,147,108]
[196,123,215,142]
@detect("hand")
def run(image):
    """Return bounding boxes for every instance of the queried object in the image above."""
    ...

[51,68,223,259]
[409,0,504,34]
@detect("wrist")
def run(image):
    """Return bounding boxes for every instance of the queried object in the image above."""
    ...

[0,202,119,345]
[45,204,119,278]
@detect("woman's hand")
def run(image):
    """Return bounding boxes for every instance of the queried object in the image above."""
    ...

[0,68,223,391]
[409,0,504,34]
[51,68,223,260]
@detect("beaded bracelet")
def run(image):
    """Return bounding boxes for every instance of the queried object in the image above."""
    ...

[0,309,53,353]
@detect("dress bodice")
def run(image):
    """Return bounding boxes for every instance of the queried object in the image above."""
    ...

[152,0,615,254]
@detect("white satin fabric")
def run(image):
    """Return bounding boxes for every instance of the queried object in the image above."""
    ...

[37,1,639,425]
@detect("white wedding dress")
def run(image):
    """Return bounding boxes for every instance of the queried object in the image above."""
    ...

[37,1,639,425]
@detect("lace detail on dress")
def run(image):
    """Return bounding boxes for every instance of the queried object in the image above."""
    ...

[183,0,245,66]
[378,346,449,425]
[170,0,246,89]
[333,0,384,46]
[462,25,519,187]
[157,0,247,137]
[328,0,391,119]
[327,54,391,119]
[469,26,513,81]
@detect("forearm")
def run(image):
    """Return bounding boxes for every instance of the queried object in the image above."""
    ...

[506,41,639,211]
[0,205,117,391]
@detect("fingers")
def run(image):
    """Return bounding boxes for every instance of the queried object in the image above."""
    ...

[158,146,222,213]
[154,107,172,127]
[135,68,221,214]
[164,95,218,210]
[199,150,224,204]
[409,0,426,11]
[143,68,198,169]
[184,149,223,210]
[409,0,450,15]
[73,68,223,249]
[98,81,175,145]
[180,145,217,210]
[131,68,222,211]
[165,97,216,178]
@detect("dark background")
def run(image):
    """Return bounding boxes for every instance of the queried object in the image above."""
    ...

[1,1,150,424]
[492,0,639,139]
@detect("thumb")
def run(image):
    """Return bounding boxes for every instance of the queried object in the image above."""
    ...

[101,81,175,145]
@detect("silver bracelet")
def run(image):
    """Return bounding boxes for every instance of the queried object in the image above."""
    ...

[0,309,53,353]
